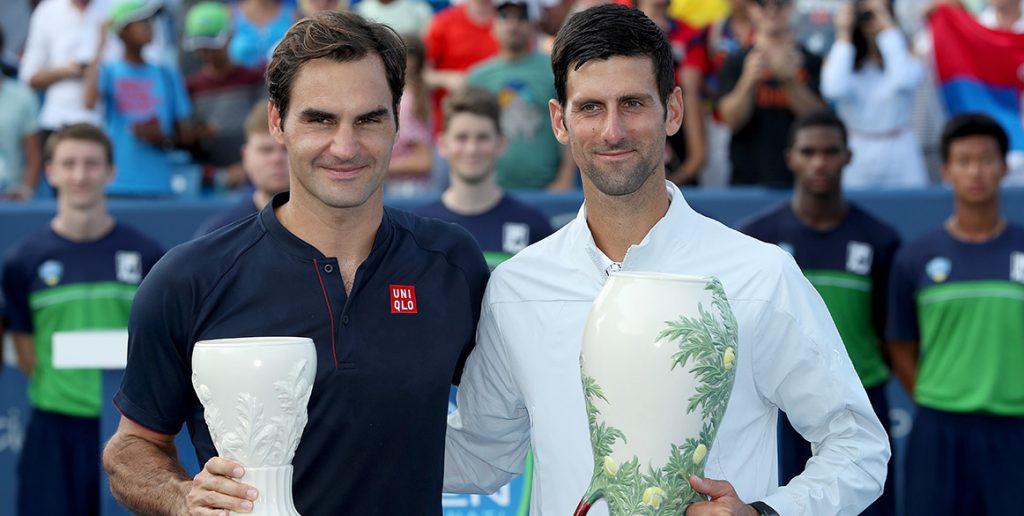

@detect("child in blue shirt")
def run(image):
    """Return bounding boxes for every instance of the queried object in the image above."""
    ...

[84,0,193,197]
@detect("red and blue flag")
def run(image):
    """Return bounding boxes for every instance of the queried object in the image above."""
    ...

[931,4,1024,152]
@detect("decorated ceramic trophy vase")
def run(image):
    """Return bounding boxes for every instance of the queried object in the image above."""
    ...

[575,272,739,515]
[192,336,316,516]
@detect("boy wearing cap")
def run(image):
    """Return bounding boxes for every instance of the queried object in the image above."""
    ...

[83,0,194,197]
[184,1,266,188]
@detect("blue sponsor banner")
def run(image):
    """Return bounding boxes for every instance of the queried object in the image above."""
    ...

[444,386,532,516]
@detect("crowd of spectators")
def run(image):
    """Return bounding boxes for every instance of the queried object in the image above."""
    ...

[1,0,1021,201]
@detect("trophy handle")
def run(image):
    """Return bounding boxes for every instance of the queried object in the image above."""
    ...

[574,490,603,516]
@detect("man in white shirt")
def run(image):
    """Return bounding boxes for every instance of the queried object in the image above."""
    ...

[19,0,104,132]
[444,4,890,515]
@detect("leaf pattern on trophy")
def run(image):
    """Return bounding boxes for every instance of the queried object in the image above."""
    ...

[657,277,739,427]
[581,276,740,515]
[191,360,313,466]
[270,360,313,464]
[192,374,228,457]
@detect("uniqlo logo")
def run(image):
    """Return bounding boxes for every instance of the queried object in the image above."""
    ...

[390,285,418,314]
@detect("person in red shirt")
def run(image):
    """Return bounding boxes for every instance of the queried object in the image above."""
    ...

[424,0,500,136]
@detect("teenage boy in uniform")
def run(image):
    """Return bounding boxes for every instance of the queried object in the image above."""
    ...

[887,113,1024,516]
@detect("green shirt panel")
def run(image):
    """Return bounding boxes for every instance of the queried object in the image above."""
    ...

[28,281,138,417]
[915,280,1024,415]
[805,270,890,387]
[467,54,563,189]
[483,251,514,270]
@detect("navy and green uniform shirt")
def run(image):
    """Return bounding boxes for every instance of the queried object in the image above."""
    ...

[114,193,489,515]
[1,224,163,418]
[887,223,1024,416]
[414,194,553,269]
[739,202,900,388]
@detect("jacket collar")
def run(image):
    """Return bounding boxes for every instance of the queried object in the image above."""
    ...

[568,180,700,277]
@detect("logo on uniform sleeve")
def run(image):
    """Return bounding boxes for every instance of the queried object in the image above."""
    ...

[926,257,952,283]
[846,241,873,275]
[1011,252,1024,283]
[390,284,418,314]
[502,223,530,254]
[115,251,142,284]
[38,260,63,287]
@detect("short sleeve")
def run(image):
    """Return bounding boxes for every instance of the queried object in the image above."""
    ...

[1,250,33,334]
[18,8,49,86]
[886,246,920,343]
[98,63,113,100]
[113,249,199,435]
[870,230,901,339]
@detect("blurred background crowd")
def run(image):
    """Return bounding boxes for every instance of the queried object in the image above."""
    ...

[1,0,1022,202]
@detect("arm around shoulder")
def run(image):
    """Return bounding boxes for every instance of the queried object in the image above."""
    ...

[444,300,531,494]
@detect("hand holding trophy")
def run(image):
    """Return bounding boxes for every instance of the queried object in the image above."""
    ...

[192,337,317,515]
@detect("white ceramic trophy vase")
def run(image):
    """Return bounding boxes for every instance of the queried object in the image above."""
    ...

[191,337,316,516]
[574,272,739,515]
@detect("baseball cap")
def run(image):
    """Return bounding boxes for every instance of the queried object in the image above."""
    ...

[494,0,539,21]
[108,0,162,35]
[183,2,232,51]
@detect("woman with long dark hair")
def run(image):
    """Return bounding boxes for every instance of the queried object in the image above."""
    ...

[821,0,927,189]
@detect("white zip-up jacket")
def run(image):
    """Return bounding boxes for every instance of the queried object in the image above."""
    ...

[444,181,889,515]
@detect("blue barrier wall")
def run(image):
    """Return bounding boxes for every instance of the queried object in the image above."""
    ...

[1,186,1023,515]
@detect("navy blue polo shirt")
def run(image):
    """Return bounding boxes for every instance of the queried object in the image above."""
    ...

[114,193,489,514]
[414,194,553,268]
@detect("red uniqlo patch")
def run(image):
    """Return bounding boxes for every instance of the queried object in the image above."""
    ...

[390,284,418,314]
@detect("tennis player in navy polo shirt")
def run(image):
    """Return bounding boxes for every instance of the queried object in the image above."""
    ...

[102,11,489,515]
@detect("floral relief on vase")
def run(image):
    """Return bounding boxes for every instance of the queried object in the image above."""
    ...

[577,275,739,515]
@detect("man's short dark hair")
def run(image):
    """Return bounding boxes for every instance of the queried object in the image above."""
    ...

[940,113,1010,163]
[550,4,675,109]
[788,110,848,149]
[442,86,503,135]
[45,123,114,165]
[266,11,406,130]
